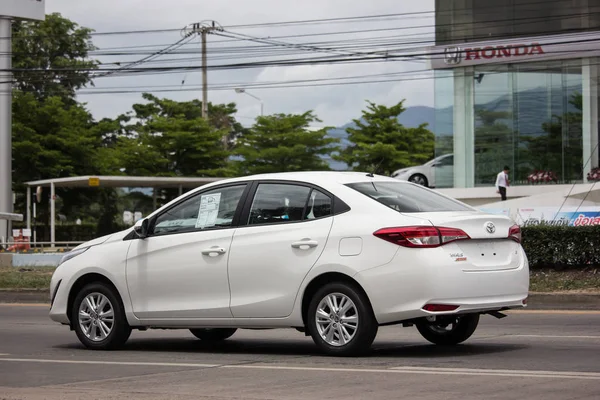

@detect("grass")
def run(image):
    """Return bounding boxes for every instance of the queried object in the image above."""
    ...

[0,266,56,290]
[0,266,599,293]
[529,268,600,293]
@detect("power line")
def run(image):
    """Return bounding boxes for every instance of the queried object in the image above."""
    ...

[4,34,600,78]
[4,55,600,96]
[0,0,593,41]
[7,12,600,69]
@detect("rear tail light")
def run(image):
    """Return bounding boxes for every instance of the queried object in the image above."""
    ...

[508,224,521,243]
[373,226,470,248]
[422,304,459,312]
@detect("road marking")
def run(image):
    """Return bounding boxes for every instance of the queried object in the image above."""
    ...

[510,334,600,339]
[225,365,600,380]
[1,357,599,380]
[391,366,600,376]
[0,303,49,307]
[0,358,219,368]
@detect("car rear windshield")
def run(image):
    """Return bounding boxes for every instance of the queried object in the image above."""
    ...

[346,181,473,213]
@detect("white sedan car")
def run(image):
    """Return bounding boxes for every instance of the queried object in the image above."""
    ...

[50,172,529,356]
[392,154,454,188]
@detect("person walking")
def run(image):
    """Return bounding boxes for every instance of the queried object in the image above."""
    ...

[495,166,510,201]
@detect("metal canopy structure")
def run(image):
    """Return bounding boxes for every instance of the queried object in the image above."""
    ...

[24,175,225,247]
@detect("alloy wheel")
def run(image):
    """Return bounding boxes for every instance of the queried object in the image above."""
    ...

[410,175,427,186]
[78,292,114,342]
[315,293,359,347]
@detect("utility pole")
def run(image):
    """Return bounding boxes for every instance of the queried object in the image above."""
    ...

[201,30,208,119]
[182,21,223,119]
[0,17,12,241]
[0,2,45,242]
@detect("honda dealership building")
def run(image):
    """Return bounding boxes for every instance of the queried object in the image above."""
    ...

[429,0,600,192]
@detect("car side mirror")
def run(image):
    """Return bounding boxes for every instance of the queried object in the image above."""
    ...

[133,218,150,239]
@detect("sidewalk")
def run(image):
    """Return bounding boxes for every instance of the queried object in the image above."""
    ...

[1,289,599,310]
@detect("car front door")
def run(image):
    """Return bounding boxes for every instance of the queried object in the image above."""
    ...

[126,183,249,320]
[228,182,334,318]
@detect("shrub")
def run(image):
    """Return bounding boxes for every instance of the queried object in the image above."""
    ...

[522,225,600,269]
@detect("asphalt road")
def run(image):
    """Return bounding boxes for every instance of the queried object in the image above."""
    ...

[1,305,600,400]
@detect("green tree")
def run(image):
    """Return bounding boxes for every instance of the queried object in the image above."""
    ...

[12,13,98,102]
[11,92,110,235]
[112,94,234,177]
[11,14,113,236]
[12,93,100,183]
[234,111,339,175]
[208,103,247,150]
[336,101,434,176]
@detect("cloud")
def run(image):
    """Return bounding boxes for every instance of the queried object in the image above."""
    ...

[47,0,435,127]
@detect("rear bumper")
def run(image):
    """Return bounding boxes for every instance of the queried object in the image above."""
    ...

[355,246,529,325]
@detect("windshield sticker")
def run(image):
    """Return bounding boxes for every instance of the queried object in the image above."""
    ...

[196,193,221,229]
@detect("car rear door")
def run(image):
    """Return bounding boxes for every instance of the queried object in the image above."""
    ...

[227,182,334,318]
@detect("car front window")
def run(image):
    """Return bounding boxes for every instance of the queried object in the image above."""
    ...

[153,185,246,235]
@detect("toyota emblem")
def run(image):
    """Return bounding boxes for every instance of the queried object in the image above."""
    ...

[485,222,496,234]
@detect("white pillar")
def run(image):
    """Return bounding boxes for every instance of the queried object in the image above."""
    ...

[50,182,56,247]
[0,18,12,239]
[453,67,475,188]
[152,188,157,210]
[178,185,183,196]
[26,186,31,230]
[582,58,599,182]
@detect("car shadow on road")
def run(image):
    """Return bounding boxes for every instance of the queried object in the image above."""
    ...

[55,337,527,358]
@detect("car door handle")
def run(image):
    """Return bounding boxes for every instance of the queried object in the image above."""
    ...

[291,239,318,250]
[201,247,227,257]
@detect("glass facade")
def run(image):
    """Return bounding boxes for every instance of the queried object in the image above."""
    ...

[434,59,597,188]
[432,1,600,189]
[473,60,583,185]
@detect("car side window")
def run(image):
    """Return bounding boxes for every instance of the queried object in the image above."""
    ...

[305,189,332,220]
[152,185,246,235]
[439,156,454,166]
[248,184,312,225]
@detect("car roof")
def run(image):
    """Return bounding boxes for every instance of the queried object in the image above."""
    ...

[146,171,426,220]
[203,171,400,187]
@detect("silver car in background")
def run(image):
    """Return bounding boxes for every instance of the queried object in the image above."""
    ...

[392,154,454,188]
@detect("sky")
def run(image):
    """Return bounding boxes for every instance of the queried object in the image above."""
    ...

[43,0,436,127]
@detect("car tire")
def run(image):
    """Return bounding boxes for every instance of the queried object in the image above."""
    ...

[307,282,378,356]
[409,173,429,187]
[416,314,479,345]
[72,282,131,350]
[189,328,237,341]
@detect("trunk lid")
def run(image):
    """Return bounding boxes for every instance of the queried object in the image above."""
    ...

[406,211,522,271]
[408,211,514,240]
